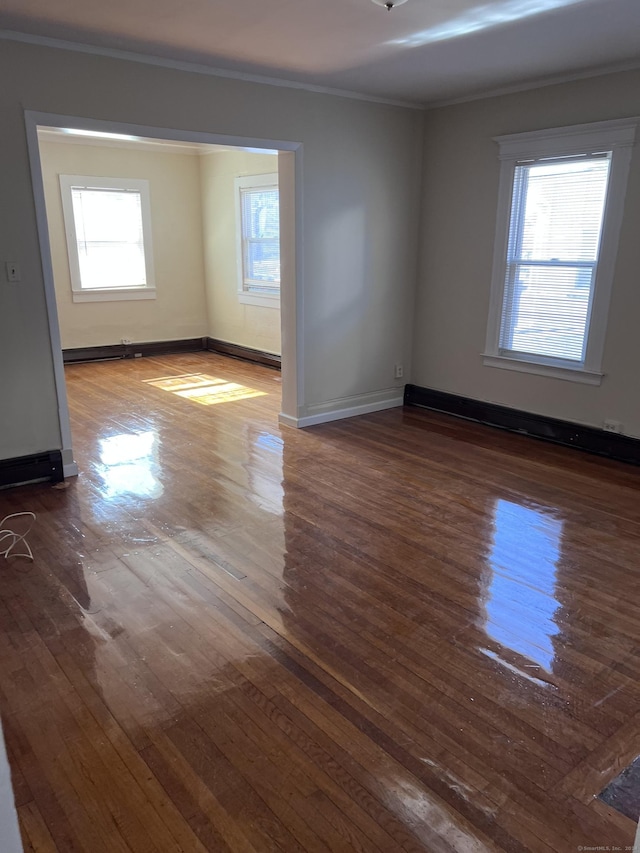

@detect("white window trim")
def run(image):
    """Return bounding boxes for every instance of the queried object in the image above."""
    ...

[235,173,280,309]
[483,117,637,384]
[237,292,280,309]
[59,174,156,303]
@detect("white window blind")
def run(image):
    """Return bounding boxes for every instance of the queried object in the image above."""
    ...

[499,155,611,363]
[71,186,147,290]
[240,186,280,291]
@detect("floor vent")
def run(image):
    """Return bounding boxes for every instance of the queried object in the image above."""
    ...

[598,755,640,822]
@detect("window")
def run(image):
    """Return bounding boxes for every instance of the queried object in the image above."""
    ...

[484,118,636,384]
[235,174,280,308]
[60,175,155,302]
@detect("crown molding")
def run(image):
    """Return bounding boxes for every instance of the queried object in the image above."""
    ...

[426,57,640,109]
[0,29,424,111]
[4,26,639,118]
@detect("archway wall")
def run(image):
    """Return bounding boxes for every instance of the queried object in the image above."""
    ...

[0,37,423,466]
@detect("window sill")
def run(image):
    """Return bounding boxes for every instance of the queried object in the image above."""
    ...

[482,354,603,385]
[72,288,156,303]
[238,292,280,309]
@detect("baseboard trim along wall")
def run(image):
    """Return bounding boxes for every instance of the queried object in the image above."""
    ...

[0,450,64,489]
[281,390,404,428]
[63,338,205,363]
[205,338,281,369]
[62,337,283,370]
[404,384,640,465]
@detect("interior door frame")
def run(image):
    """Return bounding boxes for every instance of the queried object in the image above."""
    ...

[24,110,303,476]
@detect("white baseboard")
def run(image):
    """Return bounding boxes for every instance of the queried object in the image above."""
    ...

[278,413,299,429]
[279,390,403,428]
[62,448,79,478]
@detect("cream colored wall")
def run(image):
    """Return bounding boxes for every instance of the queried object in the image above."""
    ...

[0,39,421,462]
[39,140,208,349]
[414,68,640,439]
[200,151,281,354]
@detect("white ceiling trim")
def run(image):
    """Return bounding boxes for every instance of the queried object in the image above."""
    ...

[5,24,640,114]
[0,28,424,111]
[429,56,640,109]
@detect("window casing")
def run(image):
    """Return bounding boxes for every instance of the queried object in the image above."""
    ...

[235,174,280,309]
[60,175,156,302]
[484,118,637,385]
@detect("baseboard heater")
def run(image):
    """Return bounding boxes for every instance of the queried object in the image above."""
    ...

[62,338,205,363]
[404,384,640,466]
[0,451,64,489]
[205,338,281,369]
[63,337,281,370]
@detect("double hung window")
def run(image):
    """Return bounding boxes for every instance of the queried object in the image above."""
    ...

[235,174,280,308]
[60,175,155,302]
[484,119,636,384]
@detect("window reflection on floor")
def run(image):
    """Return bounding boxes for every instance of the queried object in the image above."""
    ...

[98,431,163,499]
[143,373,266,406]
[247,429,284,515]
[483,499,562,673]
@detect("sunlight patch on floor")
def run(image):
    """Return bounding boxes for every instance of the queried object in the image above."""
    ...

[143,373,266,406]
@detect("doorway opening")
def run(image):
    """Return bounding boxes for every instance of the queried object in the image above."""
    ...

[25,113,301,477]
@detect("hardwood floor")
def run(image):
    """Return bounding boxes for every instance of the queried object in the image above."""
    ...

[1,352,639,852]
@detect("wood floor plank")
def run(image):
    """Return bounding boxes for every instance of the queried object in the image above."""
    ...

[0,352,638,851]
[18,800,58,853]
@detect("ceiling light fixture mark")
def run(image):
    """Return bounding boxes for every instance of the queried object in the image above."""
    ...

[371,0,409,10]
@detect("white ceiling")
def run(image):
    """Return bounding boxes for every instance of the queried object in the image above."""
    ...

[2,0,640,105]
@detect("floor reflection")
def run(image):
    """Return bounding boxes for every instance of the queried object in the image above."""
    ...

[245,428,284,516]
[6,351,637,850]
[98,431,163,499]
[483,498,562,674]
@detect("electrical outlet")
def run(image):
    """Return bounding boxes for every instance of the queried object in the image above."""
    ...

[121,338,132,345]
[394,363,404,380]
[5,262,20,282]
[603,419,623,434]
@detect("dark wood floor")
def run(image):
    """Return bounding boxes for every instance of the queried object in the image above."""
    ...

[1,353,639,852]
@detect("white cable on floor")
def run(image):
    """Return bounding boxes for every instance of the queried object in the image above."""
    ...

[0,512,35,561]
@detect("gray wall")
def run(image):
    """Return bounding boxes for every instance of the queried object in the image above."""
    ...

[413,68,640,438]
[7,35,638,464]
[0,39,422,462]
